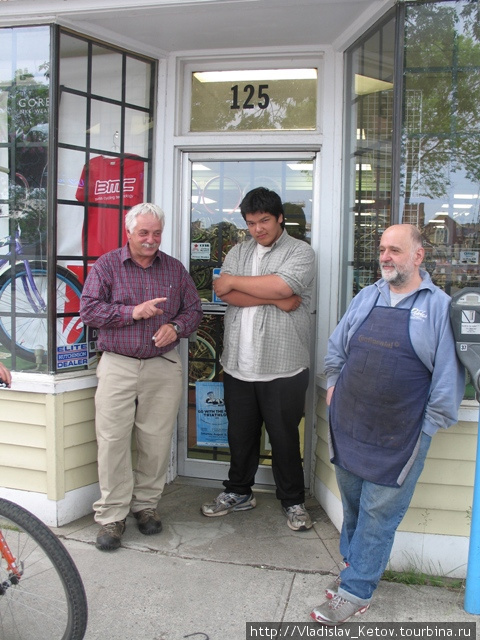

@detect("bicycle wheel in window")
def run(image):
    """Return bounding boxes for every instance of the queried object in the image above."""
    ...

[0,497,88,640]
[0,261,84,362]
[188,330,217,386]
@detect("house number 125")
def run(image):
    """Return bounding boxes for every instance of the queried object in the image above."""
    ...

[230,84,270,110]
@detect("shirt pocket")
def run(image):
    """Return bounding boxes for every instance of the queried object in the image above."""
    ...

[156,284,181,320]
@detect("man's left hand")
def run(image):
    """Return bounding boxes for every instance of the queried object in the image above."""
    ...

[152,323,178,348]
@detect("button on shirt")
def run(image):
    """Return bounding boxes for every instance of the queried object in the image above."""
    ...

[80,244,202,358]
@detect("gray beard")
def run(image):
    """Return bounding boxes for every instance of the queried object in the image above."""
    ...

[381,265,409,287]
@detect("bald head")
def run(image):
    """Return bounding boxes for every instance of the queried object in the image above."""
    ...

[379,225,424,292]
[382,224,422,248]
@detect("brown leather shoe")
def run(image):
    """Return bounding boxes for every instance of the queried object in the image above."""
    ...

[96,519,126,551]
[133,508,163,535]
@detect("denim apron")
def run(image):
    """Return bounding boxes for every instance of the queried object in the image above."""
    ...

[329,293,431,487]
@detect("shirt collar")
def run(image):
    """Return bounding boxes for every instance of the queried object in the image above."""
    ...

[376,268,436,295]
[269,229,289,249]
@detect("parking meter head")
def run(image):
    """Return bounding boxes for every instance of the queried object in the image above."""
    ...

[450,288,480,397]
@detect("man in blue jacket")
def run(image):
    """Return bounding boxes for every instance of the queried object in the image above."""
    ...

[311,224,465,625]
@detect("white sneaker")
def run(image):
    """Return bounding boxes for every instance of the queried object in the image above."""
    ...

[311,594,369,626]
[282,503,313,531]
[201,491,256,517]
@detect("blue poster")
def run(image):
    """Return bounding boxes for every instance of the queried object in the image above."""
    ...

[196,381,229,447]
[212,267,225,304]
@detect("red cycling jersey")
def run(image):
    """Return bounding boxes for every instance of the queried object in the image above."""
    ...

[76,155,144,257]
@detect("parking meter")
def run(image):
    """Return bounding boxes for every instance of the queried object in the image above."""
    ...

[450,288,480,398]
[450,288,480,613]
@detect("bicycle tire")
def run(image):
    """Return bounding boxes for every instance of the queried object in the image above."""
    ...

[0,261,84,362]
[0,497,88,640]
[188,332,217,386]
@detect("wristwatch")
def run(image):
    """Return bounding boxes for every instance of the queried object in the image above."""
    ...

[169,322,180,334]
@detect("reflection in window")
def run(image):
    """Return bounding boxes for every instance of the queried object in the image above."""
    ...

[188,158,314,464]
[402,1,480,298]
[190,159,313,301]
[191,69,317,132]
[0,25,156,374]
[344,13,396,300]
[0,25,50,373]
[56,29,155,374]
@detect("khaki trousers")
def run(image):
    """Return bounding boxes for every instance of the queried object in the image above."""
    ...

[93,350,183,525]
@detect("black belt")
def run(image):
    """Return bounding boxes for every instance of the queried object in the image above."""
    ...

[102,351,177,364]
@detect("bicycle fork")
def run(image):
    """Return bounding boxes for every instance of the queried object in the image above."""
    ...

[0,529,23,594]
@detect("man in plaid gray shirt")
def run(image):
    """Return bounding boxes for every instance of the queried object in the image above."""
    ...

[202,187,316,531]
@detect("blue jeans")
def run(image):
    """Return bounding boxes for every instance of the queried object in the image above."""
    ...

[335,431,432,605]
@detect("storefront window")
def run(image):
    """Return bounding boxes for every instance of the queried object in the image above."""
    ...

[346,1,480,302]
[343,13,396,301]
[401,1,480,301]
[191,68,318,132]
[0,26,155,374]
[345,1,480,396]
[0,26,50,372]
[56,31,155,374]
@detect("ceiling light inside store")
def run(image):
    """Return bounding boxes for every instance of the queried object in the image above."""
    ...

[194,69,317,83]
[355,74,393,95]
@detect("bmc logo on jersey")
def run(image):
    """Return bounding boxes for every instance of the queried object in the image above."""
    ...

[95,177,136,195]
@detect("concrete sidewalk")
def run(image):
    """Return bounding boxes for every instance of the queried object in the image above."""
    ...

[52,480,479,639]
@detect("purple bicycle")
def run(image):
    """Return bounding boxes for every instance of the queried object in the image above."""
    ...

[0,225,84,363]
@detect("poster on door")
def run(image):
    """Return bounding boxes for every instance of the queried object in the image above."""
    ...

[195,381,228,447]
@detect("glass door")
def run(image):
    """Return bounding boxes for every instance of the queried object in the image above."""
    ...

[178,154,316,483]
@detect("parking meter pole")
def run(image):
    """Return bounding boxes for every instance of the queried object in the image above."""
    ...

[449,288,480,614]
[464,407,480,614]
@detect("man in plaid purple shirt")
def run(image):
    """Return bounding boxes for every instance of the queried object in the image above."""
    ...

[80,202,202,551]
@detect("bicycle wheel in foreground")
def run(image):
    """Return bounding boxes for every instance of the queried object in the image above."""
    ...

[0,498,88,640]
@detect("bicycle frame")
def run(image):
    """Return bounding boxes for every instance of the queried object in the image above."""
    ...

[0,228,47,314]
[0,530,22,592]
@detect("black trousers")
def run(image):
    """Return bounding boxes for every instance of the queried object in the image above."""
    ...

[223,369,309,507]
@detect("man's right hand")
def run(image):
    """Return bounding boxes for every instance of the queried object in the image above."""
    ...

[326,386,335,406]
[132,297,167,321]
